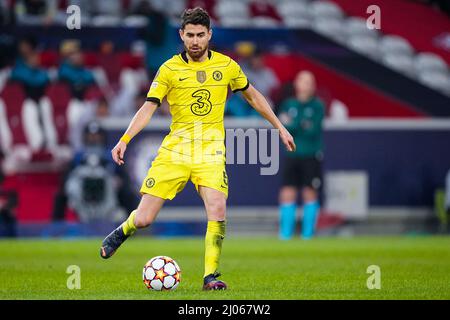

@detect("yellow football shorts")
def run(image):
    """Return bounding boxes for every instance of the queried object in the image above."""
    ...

[140,150,229,200]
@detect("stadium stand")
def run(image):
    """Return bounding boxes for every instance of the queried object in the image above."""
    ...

[263,53,424,118]
[329,0,450,95]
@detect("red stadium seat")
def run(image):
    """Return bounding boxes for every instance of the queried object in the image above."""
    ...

[45,82,72,144]
[99,52,122,84]
[119,52,144,70]
[188,0,217,20]
[0,82,27,145]
[249,0,282,21]
[40,50,60,68]
[83,52,100,67]
[83,85,104,101]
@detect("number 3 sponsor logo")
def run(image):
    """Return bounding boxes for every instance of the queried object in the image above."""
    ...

[191,89,212,116]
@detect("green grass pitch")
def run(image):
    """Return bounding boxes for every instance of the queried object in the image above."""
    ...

[0,236,449,299]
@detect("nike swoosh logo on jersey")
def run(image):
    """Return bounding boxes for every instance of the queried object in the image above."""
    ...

[179,77,188,81]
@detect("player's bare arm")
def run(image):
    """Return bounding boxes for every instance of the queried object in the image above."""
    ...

[241,84,296,152]
[111,101,159,166]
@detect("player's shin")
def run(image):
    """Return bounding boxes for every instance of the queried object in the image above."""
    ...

[301,201,319,239]
[279,203,297,240]
[204,220,226,277]
[122,210,138,236]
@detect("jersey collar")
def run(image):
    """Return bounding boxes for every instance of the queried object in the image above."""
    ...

[181,50,212,63]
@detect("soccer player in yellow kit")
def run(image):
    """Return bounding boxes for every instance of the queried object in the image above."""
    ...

[100,7,296,290]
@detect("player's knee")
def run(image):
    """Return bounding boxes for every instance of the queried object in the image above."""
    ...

[205,198,226,220]
[279,186,297,204]
[302,187,318,202]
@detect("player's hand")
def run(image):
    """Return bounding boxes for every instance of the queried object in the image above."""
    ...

[280,128,296,152]
[111,140,127,165]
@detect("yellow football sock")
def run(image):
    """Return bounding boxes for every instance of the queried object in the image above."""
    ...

[122,210,137,236]
[204,220,226,278]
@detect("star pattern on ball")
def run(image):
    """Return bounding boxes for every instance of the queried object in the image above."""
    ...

[155,268,166,281]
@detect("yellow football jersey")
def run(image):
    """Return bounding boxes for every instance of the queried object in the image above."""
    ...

[146,50,249,164]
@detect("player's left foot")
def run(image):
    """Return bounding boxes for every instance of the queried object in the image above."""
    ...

[100,226,129,259]
[202,272,227,290]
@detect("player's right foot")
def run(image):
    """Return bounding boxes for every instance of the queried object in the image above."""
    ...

[100,226,129,259]
[202,272,227,290]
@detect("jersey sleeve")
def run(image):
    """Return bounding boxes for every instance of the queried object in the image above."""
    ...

[146,65,171,106]
[228,59,249,93]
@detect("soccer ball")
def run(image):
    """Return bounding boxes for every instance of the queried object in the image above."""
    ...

[142,256,181,291]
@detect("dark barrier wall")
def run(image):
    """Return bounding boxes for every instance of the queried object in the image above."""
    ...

[325,129,450,206]
[103,119,450,208]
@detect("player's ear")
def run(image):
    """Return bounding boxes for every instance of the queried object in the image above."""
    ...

[208,28,212,41]
[179,28,184,41]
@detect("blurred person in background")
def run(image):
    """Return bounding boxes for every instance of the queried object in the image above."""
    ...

[51,121,138,222]
[10,37,58,152]
[227,45,279,117]
[278,70,325,240]
[58,40,97,145]
[10,36,49,101]
[58,40,96,101]
[69,96,111,151]
[0,151,17,237]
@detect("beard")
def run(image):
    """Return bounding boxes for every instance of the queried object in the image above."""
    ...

[186,45,208,61]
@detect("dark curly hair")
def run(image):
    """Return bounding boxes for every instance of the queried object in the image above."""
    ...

[181,7,210,30]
